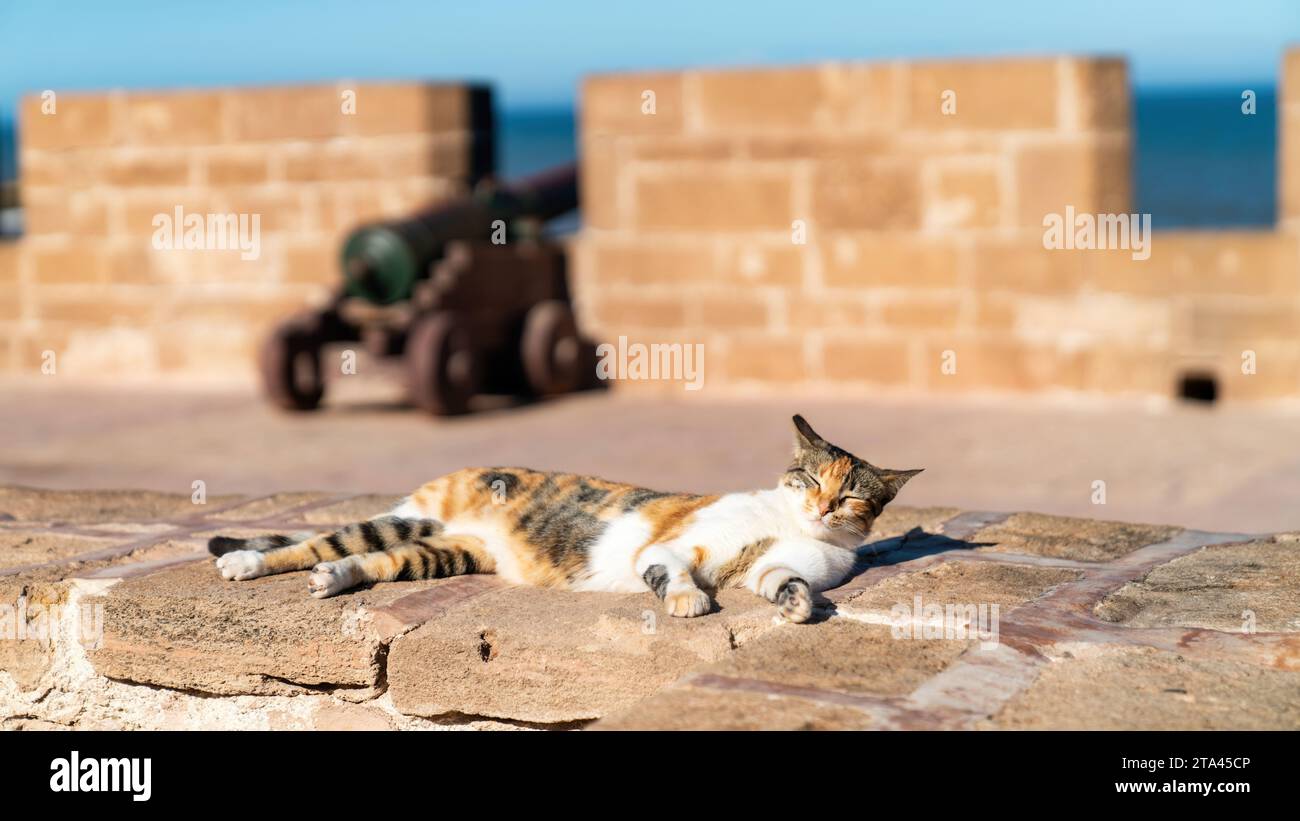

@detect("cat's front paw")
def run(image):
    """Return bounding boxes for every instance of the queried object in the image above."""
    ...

[776,577,812,623]
[216,550,267,581]
[664,586,712,618]
[307,561,353,599]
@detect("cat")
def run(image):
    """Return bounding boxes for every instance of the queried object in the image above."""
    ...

[209,415,921,623]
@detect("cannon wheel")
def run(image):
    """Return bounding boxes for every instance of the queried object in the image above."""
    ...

[260,315,326,411]
[407,312,480,415]
[521,300,582,396]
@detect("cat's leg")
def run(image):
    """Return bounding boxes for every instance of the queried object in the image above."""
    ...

[745,538,856,623]
[211,515,441,581]
[634,544,712,618]
[306,534,494,598]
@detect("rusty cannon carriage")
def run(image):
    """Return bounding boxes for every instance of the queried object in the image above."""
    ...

[261,164,592,415]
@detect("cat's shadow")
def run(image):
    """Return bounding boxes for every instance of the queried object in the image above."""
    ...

[806,527,993,624]
[855,526,989,568]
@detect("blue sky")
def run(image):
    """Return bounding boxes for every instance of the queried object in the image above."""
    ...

[1,0,1297,116]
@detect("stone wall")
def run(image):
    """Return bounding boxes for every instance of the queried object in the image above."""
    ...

[3,53,1298,400]
[0,82,491,379]
[572,53,1300,401]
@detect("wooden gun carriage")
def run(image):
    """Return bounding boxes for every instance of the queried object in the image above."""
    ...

[260,164,589,415]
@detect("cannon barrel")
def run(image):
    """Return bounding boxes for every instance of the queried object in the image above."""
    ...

[341,163,579,305]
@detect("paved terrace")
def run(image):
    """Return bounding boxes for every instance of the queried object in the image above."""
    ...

[2,487,1297,730]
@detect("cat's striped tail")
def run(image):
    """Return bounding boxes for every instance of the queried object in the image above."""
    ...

[208,515,445,572]
[208,532,315,557]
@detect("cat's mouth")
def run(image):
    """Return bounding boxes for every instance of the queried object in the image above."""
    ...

[805,513,837,531]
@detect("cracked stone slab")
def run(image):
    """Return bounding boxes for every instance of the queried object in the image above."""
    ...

[1094,535,1300,633]
[983,642,1300,729]
[387,586,778,725]
[85,561,450,696]
[969,512,1180,562]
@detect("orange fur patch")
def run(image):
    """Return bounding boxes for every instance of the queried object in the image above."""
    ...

[691,545,708,569]
[713,537,774,589]
[640,494,720,544]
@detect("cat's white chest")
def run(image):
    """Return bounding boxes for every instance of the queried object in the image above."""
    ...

[677,490,797,551]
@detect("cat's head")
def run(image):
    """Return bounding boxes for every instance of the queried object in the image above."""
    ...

[779,414,922,548]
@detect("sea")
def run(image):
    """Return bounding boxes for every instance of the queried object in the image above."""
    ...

[0,88,1281,232]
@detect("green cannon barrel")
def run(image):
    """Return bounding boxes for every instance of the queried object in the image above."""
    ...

[340,163,579,304]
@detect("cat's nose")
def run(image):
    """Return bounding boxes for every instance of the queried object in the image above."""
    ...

[818,501,834,516]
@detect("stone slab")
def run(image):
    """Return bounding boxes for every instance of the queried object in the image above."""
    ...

[0,576,72,690]
[970,512,1178,562]
[387,586,778,724]
[0,529,126,571]
[209,492,334,521]
[707,620,970,697]
[868,505,962,540]
[838,560,1080,615]
[593,621,969,729]
[0,486,243,524]
[1095,535,1300,632]
[985,642,1300,729]
[592,681,878,730]
[301,495,402,525]
[86,561,446,695]
[0,529,202,690]
[3,482,1297,731]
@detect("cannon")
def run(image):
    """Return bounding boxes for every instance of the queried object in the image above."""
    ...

[260,163,591,415]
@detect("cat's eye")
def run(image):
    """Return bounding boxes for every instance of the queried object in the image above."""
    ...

[788,470,818,489]
[844,496,881,516]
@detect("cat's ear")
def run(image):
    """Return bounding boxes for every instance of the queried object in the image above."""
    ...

[879,468,924,496]
[792,414,827,450]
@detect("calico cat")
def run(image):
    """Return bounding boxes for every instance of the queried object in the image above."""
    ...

[210,415,920,623]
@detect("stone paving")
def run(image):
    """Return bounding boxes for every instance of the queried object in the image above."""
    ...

[1,486,1296,730]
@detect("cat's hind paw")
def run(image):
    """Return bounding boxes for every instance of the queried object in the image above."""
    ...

[216,550,267,581]
[776,577,812,623]
[307,561,354,599]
